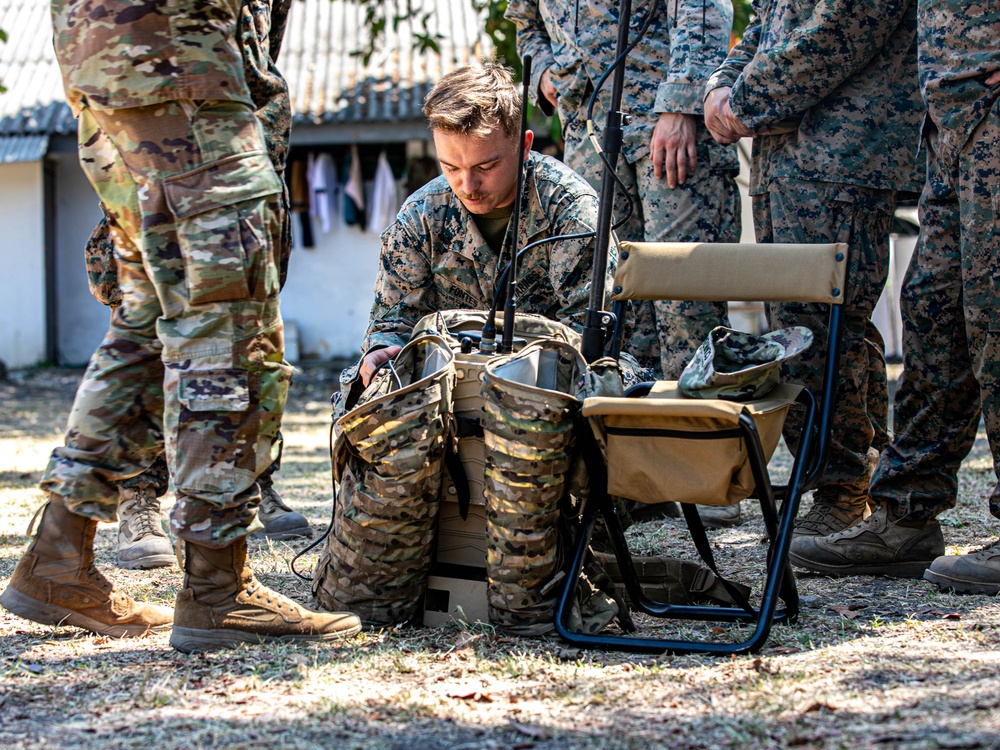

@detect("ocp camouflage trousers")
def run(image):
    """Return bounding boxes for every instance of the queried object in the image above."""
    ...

[753,178,895,492]
[41,99,290,547]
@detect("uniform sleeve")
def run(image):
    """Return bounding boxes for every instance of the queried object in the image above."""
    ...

[269,0,293,61]
[361,215,437,353]
[654,0,734,115]
[705,0,761,94]
[505,0,558,115]
[727,0,914,130]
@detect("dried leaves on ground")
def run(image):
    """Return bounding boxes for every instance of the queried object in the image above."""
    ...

[1,366,998,750]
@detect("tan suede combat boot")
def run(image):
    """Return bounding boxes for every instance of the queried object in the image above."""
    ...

[0,495,173,636]
[169,537,361,653]
[117,485,174,570]
[250,471,313,541]
[794,484,872,538]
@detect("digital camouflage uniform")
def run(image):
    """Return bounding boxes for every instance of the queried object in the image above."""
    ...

[325,153,626,631]
[353,152,615,362]
[45,0,294,548]
[873,0,1000,523]
[706,0,924,496]
[505,0,741,378]
[868,133,981,520]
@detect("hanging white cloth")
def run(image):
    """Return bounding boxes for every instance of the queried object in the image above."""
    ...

[309,152,339,233]
[367,150,400,234]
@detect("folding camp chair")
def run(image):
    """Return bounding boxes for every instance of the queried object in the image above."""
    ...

[555,241,849,655]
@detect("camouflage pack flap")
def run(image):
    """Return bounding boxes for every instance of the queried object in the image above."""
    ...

[333,333,456,482]
[316,333,457,626]
[412,309,582,352]
[84,215,122,308]
[480,338,618,634]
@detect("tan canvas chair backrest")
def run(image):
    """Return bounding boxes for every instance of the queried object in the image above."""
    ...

[612,242,848,305]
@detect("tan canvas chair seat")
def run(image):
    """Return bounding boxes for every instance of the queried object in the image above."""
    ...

[584,381,801,507]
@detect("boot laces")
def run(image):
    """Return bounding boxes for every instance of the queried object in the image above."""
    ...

[245,580,290,612]
[969,539,1000,560]
[121,488,165,537]
[259,484,293,514]
[796,489,869,535]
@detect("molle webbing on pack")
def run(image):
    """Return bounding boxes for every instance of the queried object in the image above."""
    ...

[479,340,624,634]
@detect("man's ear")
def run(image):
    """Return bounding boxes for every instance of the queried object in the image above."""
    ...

[522,130,534,160]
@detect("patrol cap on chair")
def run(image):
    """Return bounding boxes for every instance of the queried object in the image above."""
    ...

[678,326,813,401]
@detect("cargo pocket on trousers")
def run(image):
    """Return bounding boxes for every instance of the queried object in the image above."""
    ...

[175,369,253,495]
[164,151,283,305]
[178,370,251,413]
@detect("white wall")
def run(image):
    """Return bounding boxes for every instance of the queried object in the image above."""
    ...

[0,161,47,368]
[52,152,109,366]
[280,212,383,362]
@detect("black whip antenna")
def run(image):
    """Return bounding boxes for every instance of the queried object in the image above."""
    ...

[581,0,633,362]
[499,54,532,354]
[481,54,532,355]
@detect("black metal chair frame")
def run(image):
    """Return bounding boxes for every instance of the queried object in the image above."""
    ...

[554,241,848,655]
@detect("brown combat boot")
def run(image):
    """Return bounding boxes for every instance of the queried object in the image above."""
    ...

[169,537,361,653]
[924,540,1000,595]
[789,503,945,578]
[0,495,173,636]
[117,485,174,570]
[250,471,313,541]
[794,484,872,538]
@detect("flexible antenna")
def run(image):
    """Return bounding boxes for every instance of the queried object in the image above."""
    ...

[488,55,531,355]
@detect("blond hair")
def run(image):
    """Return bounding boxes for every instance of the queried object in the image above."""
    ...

[423,62,522,140]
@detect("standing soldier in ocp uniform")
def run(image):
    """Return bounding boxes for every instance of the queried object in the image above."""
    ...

[704,0,925,548]
[82,0,313,572]
[0,0,361,652]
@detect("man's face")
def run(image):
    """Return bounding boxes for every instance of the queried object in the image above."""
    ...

[432,127,533,215]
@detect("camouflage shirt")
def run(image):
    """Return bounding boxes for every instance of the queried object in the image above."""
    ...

[706,0,924,195]
[52,0,253,115]
[918,0,1000,181]
[362,153,615,354]
[505,0,735,162]
[239,0,293,176]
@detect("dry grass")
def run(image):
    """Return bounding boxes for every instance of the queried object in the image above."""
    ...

[1,365,998,750]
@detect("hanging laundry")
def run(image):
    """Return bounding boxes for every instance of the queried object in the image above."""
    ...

[309,152,340,233]
[290,156,315,248]
[343,144,366,227]
[367,150,400,234]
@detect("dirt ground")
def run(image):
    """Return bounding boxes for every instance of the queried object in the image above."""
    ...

[1,364,998,750]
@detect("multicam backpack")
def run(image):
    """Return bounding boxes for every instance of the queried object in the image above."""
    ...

[314,310,624,632]
[312,333,456,624]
